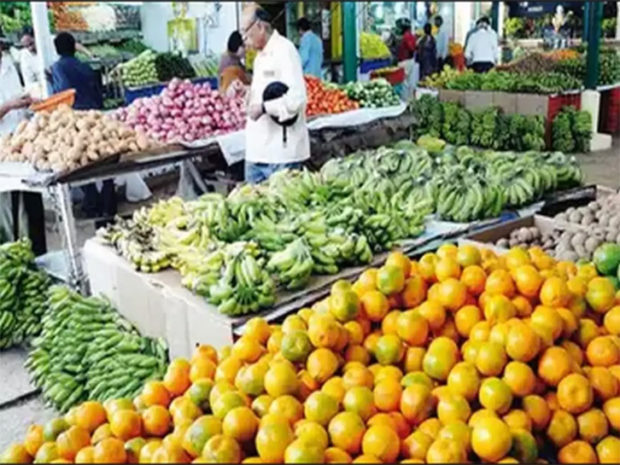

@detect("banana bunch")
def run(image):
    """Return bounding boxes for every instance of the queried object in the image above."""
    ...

[307,229,373,273]
[147,197,187,227]
[0,239,51,349]
[435,181,504,223]
[208,243,276,316]
[191,193,247,243]
[267,238,314,290]
[179,246,224,297]
[26,286,168,412]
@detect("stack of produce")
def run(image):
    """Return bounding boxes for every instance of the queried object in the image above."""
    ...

[0,239,50,349]
[155,53,196,83]
[360,31,391,60]
[552,106,593,153]
[117,39,149,55]
[114,4,141,29]
[114,78,246,144]
[0,2,31,34]
[555,193,620,231]
[554,49,620,87]
[80,3,117,32]
[342,79,400,108]
[6,243,620,464]
[50,3,88,31]
[0,105,158,172]
[119,50,159,87]
[26,286,168,413]
[305,76,359,117]
[593,242,620,284]
[189,55,219,78]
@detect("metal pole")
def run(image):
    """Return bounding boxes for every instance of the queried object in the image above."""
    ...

[490,1,499,33]
[342,1,357,83]
[585,1,602,89]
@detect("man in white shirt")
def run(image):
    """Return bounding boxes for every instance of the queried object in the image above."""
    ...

[19,27,45,99]
[464,17,499,73]
[434,16,449,68]
[0,46,46,253]
[241,3,309,184]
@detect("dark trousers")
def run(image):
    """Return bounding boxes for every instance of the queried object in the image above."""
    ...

[81,180,117,219]
[11,192,46,256]
[472,61,494,73]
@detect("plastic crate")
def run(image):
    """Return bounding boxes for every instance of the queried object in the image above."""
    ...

[370,67,405,85]
[124,77,218,105]
[599,87,620,134]
[360,58,392,74]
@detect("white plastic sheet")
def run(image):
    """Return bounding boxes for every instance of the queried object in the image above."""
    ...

[306,102,408,131]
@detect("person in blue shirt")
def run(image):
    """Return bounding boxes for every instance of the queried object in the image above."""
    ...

[51,32,102,111]
[297,17,323,78]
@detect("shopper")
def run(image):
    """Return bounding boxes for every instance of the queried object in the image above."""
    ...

[52,32,115,220]
[465,16,499,73]
[434,15,449,68]
[417,23,438,80]
[218,31,249,92]
[397,22,417,99]
[297,17,323,78]
[241,3,309,184]
[0,40,47,254]
[18,27,44,99]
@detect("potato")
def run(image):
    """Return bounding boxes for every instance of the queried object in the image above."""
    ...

[571,232,586,248]
[584,237,600,253]
[568,211,582,223]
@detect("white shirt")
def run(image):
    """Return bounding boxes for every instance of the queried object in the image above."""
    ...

[245,30,309,164]
[19,48,43,97]
[435,25,449,60]
[464,26,499,64]
[0,54,28,136]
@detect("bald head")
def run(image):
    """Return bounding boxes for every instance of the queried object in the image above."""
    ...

[240,2,272,51]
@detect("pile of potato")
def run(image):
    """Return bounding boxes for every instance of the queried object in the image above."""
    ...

[554,193,620,230]
[494,224,620,262]
[0,104,158,172]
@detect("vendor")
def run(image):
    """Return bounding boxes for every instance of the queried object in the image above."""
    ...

[396,21,417,99]
[219,31,250,93]
[434,16,449,69]
[297,17,323,78]
[52,32,115,221]
[0,38,46,254]
[464,17,499,73]
[241,3,309,185]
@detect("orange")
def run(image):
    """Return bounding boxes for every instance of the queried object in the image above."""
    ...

[512,295,533,317]
[352,453,381,463]
[373,377,402,412]
[422,337,459,381]
[587,336,620,367]
[509,428,538,463]
[307,348,339,384]
[475,341,508,377]
[401,371,433,390]
[264,360,300,397]
[396,310,429,347]
[329,289,360,323]
[343,365,373,390]
[577,408,609,444]
[24,424,44,457]
[437,393,471,424]
[244,317,271,344]
[251,395,273,419]
[267,329,284,353]
[484,294,516,324]
[522,395,551,432]
[281,314,307,334]
[419,253,438,283]
[303,391,339,426]
[374,334,404,365]
[268,395,303,426]
[503,361,536,397]
[503,409,532,431]
[437,243,458,260]
[93,437,126,464]
[343,386,376,421]
[576,319,601,349]
[361,424,399,462]
[505,321,540,363]
[202,434,242,463]
[426,438,467,463]
[138,440,161,463]
[485,269,516,297]
[562,340,584,365]
[189,357,217,383]
[505,247,531,271]
[141,381,171,408]
[377,265,406,295]
[435,257,461,282]
[74,446,95,464]
[469,321,491,342]
[403,347,426,373]
[547,410,578,448]
[357,268,378,293]
[388,411,411,439]
[557,374,594,415]
[416,300,446,332]
[418,418,443,440]
[344,345,370,365]
[539,276,571,308]
[360,290,390,323]
[34,442,59,463]
[124,437,145,463]
[436,278,467,311]
[538,347,573,387]
[558,440,597,463]
[142,405,171,437]
[151,442,190,463]
[1,444,31,464]
[401,430,433,460]
[400,383,433,425]
[182,415,222,458]
[344,321,365,345]
[324,447,352,464]
[586,277,616,313]
[479,377,513,414]
[454,305,482,338]
[235,363,267,397]
[513,264,543,298]
[164,358,191,397]
[457,244,482,267]
[603,397,620,431]
[328,412,366,455]
[588,367,619,402]
[447,361,480,401]
[75,402,106,434]
[557,307,578,339]
[321,377,346,405]
[374,365,403,383]
[109,409,141,441]
[212,390,246,421]
[222,406,258,443]
[90,424,111,444]
[437,421,471,452]
[401,275,428,308]
[283,438,324,463]
[308,313,340,349]
[214,354,243,385]
[471,417,512,462]
[461,340,482,364]
[386,251,412,277]
[596,435,620,463]
[460,265,486,296]
[604,306,620,335]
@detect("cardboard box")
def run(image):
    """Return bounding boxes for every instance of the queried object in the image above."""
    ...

[516,93,549,117]
[464,90,494,110]
[493,92,517,114]
[438,89,465,105]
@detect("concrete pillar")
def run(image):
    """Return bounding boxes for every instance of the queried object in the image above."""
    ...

[30,2,54,98]
[454,2,474,44]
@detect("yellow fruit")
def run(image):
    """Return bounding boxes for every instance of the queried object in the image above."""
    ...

[471,417,513,462]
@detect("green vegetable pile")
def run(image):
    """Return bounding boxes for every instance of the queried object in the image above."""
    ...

[555,49,620,86]
[552,106,592,153]
[120,50,158,87]
[155,52,196,82]
[117,39,149,55]
[26,286,168,412]
[342,79,400,108]
[190,55,219,78]
[412,95,545,151]
[0,239,50,350]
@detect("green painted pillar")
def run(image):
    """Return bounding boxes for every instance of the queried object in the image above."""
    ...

[585,1,602,89]
[490,1,499,32]
[342,1,357,83]
[583,2,590,40]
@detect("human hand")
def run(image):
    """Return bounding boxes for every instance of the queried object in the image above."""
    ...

[248,103,264,121]
[10,95,33,110]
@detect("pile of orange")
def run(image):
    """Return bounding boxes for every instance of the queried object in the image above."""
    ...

[3,243,620,464]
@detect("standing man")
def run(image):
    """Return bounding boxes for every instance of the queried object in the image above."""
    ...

[241,4,309,184]
[18,27,45,99]
[434,16,449,69]
[464,17,499,73]
[297,17,323,78]
[396,21,417,99]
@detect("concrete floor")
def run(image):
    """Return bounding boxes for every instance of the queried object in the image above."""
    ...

[0,142,618,451]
